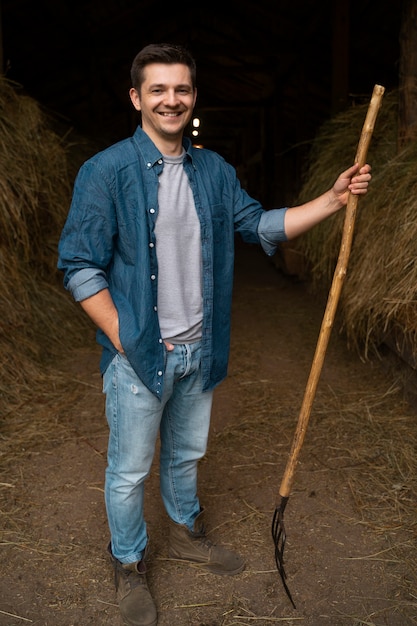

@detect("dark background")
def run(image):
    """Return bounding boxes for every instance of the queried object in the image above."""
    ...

[1,0,402,203]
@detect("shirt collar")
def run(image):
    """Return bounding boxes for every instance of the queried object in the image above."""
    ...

[132,126,195,169]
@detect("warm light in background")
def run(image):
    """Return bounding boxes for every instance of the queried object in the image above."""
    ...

[192,117,202,146]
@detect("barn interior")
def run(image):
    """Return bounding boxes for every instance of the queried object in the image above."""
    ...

[1,4,417,624]
[1,0,415,397]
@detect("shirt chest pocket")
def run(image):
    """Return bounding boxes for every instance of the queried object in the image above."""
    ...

[116,216,141,266]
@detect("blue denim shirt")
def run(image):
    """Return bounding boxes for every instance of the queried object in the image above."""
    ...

[58,126,288,398]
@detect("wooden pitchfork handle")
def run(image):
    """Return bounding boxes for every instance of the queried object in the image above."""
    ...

[279,84,385,500]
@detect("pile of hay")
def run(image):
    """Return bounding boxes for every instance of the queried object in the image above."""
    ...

[0,76,93,414]
[295,90,417,359]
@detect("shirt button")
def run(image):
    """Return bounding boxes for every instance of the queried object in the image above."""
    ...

[157,371,163,376]
[154,306,158,312]
[151,274,156,280]
[158,338,163,343]
[150,208,155,214]
[147,162,152,168]
[149,242,154,248]
[158,158,163,164]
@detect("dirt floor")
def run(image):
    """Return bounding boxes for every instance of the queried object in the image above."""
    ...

[1,241,417,626]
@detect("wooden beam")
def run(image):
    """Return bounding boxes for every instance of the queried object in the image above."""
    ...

[398,0,417,148]
[0,0,3,74]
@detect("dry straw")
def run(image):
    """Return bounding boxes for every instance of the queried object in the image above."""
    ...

[295,90,416,359]
[0,76,93,416]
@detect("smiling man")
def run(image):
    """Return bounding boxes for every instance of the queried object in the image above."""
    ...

[129,61,197,150]
[57,43,372,626]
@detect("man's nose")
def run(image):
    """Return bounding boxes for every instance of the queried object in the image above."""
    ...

[164,89,180,105]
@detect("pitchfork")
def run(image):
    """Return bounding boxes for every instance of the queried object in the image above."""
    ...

[272,84,385,608]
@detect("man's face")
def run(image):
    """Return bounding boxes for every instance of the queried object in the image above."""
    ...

[130,63,197,146]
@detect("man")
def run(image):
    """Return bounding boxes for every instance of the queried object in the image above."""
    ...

[58,43,372,626]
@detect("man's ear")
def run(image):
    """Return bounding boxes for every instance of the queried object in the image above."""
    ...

[129,88,141,111]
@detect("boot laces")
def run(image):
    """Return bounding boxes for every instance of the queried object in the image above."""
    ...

[193,527,214,550]
[115,560,147,591]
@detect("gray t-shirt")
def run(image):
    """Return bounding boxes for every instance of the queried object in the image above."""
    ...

[155,152,203,343]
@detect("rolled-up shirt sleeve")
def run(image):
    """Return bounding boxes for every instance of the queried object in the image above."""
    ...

[67,267,109,302]
[257,207,288,256]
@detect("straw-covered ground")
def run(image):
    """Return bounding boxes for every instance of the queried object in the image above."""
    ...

[1,242,417,625]
[1,78,417,625]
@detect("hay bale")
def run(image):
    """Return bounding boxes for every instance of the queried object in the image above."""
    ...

[295,90,417,359]
[0,76,93,411]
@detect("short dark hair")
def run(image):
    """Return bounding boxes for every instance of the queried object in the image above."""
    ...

[130,43,197,91]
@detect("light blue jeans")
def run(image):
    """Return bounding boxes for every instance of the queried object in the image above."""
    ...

[102,341,213,564]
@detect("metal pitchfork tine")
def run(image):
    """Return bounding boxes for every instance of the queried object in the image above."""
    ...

[271,84,385,609]
[271,496,295,608]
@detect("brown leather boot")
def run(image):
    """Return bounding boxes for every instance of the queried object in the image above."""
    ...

[168,509,245,575]
[108,543,157,626]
